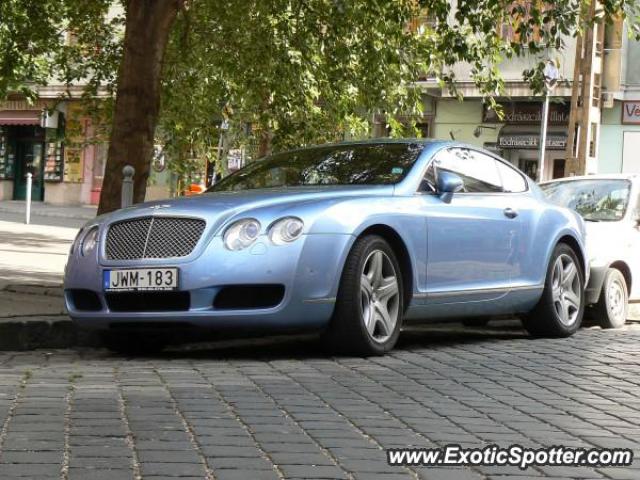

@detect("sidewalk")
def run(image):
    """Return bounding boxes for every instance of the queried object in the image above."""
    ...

[0,200,97,219]
[0,200,96,228]
[0,219,77,288]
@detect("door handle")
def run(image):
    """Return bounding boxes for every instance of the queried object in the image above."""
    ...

[503,208,519,219]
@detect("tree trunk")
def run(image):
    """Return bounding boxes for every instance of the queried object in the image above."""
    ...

[256,129,272,158]
[97,0,183,215]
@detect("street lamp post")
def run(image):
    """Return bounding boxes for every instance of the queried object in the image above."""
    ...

[538,61,559,182]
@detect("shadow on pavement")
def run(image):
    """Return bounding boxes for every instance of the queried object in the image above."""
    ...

[0,230,73,249]
[92,320,532,362]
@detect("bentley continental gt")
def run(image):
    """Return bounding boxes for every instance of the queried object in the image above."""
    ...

[64,140,588,355]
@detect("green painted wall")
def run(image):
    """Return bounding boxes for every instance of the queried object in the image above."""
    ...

[432,99,502,147]
[598,102,640,173]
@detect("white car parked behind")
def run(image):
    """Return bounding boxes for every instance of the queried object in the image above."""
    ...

[541,174,640,328]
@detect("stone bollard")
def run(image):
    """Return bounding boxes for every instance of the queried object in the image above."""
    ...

[121,165,135,208]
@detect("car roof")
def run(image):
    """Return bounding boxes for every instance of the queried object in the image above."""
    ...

[540,173,640,185]
[271,139,489,157]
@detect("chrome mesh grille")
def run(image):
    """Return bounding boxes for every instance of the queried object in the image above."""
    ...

[105,216,206,260]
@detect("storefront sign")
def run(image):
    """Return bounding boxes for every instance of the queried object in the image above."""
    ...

[498,134,567,150]
[622,101,640,124]
[484,102,570,125]
[64,148,83,182]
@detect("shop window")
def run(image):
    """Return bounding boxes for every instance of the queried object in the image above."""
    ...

[552,159,566,179]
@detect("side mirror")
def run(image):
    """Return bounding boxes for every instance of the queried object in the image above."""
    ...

[437,171,464,195]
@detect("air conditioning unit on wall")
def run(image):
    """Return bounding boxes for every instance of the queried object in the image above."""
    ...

[601,92,615,109]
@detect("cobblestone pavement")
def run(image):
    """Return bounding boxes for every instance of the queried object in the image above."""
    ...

[0,321,638,480]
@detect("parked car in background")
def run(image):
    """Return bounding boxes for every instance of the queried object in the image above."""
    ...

[65,140,588,355]
[541,174,640,328]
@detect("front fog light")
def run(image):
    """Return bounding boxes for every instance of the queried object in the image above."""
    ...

[269,217,304,245]
[81,227,99,256]
[224,219,261,251]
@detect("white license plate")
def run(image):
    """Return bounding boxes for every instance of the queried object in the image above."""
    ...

[104,268,179,292]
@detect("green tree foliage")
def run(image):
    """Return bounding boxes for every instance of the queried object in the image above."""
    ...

[0,0,122,104]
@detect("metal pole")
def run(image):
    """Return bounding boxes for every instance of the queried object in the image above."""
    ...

[25,173,32,225]
[538,92,550,182]
[121,165,135,208]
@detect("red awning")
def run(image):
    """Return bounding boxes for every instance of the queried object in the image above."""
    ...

[0,110,41,126]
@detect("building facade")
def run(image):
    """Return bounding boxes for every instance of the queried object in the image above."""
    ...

[597,19,640,174]
[0,94,108,205]
[0,92,171,206]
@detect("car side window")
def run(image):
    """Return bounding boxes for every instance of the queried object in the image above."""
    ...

[419,162,437,193]
[433,148,503,193]
[495,160,528,193]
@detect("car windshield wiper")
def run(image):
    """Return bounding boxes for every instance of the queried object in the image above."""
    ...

[584,218,601,222]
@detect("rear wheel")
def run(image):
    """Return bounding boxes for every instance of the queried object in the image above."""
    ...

[595,268,628,329]
[522,243,584,337]
[322,235,404,356]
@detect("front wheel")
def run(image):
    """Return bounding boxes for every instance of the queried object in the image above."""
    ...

[522,243,584,337]
[594,268,628,329]
[322,235,404,356]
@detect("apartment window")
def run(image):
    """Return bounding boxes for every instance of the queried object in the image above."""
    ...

[408,7,437,34]
[592,73,601,108]
[499,1,547,45]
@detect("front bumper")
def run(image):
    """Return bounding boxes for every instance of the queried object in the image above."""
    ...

[64,233,353,330]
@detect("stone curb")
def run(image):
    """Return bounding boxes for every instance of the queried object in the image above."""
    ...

[0,284,102,350]
[0,316,102,351]
[2,283,64,297]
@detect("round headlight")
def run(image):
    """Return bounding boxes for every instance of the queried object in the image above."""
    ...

[81,227,99,256]
[269,217,304,245]
[224,219,261,251]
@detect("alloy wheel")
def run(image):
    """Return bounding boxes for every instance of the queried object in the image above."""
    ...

[360,250,400,343]
[551,253,581,326]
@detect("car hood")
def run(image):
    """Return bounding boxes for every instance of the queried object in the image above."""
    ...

[94,185,395,234]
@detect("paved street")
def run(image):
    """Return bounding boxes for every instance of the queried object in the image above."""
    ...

[0,210,639,479]
[0,323,638,480]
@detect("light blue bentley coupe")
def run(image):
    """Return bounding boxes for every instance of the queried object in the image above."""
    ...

[64,140,588,355]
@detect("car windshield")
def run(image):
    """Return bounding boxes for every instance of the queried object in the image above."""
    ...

[207,143,424,192]
[540,179,631,222]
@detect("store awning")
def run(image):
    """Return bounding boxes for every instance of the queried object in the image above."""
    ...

[497,125,567,151]
[0,110,41,126]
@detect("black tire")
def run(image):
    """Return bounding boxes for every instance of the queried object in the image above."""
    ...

[522,243,585,337]
[594,268,628,329]
[101,332,167,355]
[462,318,490,327]
[322,235,404,356]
